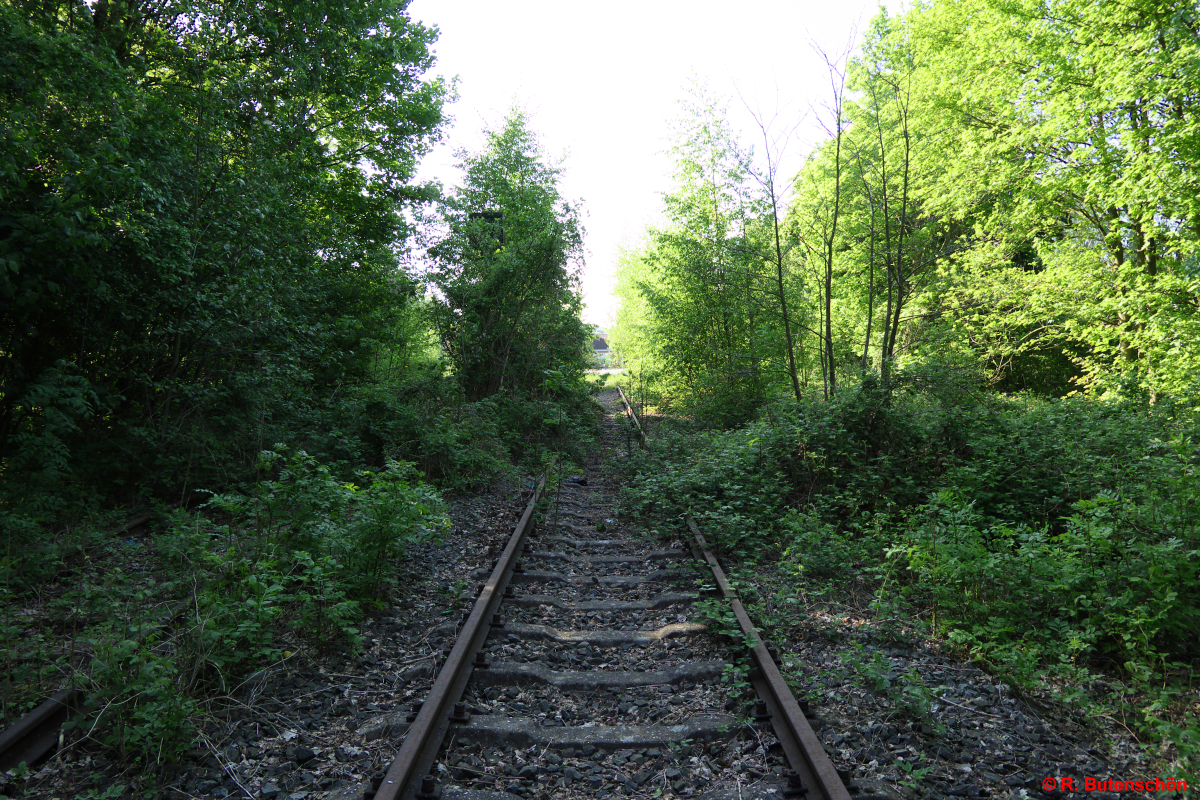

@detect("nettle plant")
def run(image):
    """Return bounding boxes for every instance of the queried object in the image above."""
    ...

[201,447,449,626]
[82,449,452,763]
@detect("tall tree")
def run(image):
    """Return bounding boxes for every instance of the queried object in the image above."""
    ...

[791,45,850,401]
[428,109,588,401]
[847,12,920,386]
[0,0,446,507]
[611,86,773,422]
[746,113,804,406]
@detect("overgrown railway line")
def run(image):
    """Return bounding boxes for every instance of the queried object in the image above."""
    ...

[368,389,856,800]
[0,389,868,800]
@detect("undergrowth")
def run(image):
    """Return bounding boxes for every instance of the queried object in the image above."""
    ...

[0,364,600,777]
[1,449,448,771]
[618,379,1200,776]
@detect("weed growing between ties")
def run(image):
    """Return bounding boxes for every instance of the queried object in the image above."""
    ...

[616,380,1200,776]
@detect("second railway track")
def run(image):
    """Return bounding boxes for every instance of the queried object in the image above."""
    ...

[368,389,857,800]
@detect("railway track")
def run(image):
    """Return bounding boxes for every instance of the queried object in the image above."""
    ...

[0,388,1156,800]
[0,389,869,799]
[0,513,154,773]
[369,389,858,800]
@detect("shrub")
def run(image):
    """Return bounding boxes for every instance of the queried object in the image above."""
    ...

[622,381,1199,773]
[69,449,449,764]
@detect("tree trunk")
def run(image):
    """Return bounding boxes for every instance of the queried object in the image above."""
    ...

[884,85,912,373]
[824,84,845,399]
[870,83,896,386]
[856,154,877,376]
[765,148,804,407]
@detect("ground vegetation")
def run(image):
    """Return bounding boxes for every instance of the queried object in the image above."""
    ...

[612,0,1200,779]
[0,0,597,780]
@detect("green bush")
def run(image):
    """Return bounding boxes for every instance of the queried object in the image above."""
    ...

[65,449,450,764]
[781,507,887,580]
[622,380,1199,772]
[898,490,1199,677]
[194,448,449,645]
[620,383,1200,663]
[84,610,199,762]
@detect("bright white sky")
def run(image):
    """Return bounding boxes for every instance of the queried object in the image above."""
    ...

[409,0,897,328]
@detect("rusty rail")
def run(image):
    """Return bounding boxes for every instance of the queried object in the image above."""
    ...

[0,513,155,771]
[0,688,81,771]
[615,385,849,800]
[615,385,647,449]
[374,476,545,800]
[686,515,851,800]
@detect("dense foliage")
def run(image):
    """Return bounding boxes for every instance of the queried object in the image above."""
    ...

[620,386,1199,772]
[614,0,1200,413]
[0,0,598,773]
[1,0,446,520]
[612,0,1200,777]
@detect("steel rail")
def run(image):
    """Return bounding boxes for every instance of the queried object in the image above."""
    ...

[0,513,154,771]
[0,688,80,771]
[614,385,848,800]
[615,385,647,448]
[686,515,851,800]
[375,476,546,800]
